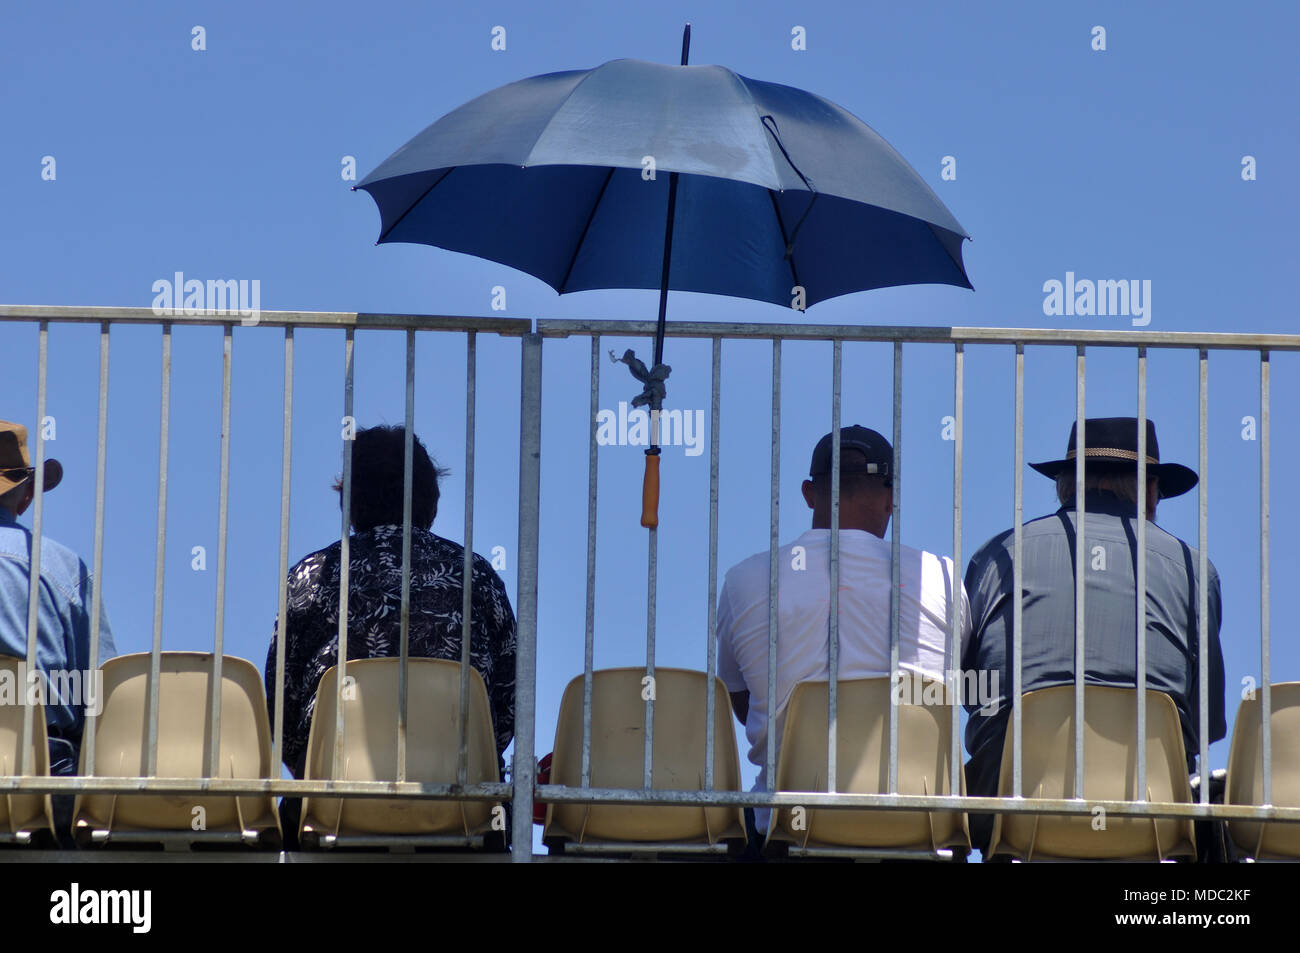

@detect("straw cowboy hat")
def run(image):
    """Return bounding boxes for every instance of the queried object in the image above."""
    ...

[0,420,63,496]
[1029,416,1198,499]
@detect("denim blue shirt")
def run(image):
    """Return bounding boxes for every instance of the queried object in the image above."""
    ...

[962,491,1226,775]
[0,505,115,747]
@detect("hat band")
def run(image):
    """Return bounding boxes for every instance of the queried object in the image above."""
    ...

[1065,448,1158,465]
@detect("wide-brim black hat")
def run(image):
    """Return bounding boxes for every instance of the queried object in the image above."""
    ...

[1028,417,1198,499]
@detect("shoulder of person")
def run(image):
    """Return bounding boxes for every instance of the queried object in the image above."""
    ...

[966,526,1017,568]
[288,540,342,584]
[722,544,783,590]
[1145,524,1213,576]
[468,548,507,585]
[23,534,92,606]
[1021,509,1074,536]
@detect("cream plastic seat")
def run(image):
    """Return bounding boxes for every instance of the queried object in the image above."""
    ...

[766,674,969,859]
[0,656,56,845]
[1226,682,1300,860]
[543,668,745,854]
[987,685,1195,861]
[299,658,501,849]
[72,652,281,849]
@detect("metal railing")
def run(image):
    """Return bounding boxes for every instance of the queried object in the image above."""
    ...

[530,317,1298,858]
[0,306,528,825]
[0,304,1297,864]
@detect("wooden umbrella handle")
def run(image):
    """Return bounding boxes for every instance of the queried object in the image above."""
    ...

[640,452,660,528]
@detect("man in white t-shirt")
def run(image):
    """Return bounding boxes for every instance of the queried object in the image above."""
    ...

[716,425,970,848]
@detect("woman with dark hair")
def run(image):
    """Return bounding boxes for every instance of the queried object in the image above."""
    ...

[265,424,517,785]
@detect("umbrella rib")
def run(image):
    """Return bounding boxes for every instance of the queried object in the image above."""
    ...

[925,221,974,289]
[377,167,457,244]
[558,167,616,294]
[767,190,803,307]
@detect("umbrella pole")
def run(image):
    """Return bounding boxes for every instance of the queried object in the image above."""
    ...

[641,23,691,530]
[641,172,677,530]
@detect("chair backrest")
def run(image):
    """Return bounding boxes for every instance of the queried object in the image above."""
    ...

[768,674,969,852]
[544,668,745,846]
[72,652,279,844]
[0,656,54,841]
[988,685,1195,860]
[1226,682,1300,859]
[300,658,499,838]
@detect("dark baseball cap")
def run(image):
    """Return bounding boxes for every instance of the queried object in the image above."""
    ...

[809,425,893,483]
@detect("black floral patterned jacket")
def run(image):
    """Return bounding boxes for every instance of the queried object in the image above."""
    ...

[265,525,517,777]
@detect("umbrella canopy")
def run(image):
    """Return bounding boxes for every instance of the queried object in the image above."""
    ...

[356,57,971,310]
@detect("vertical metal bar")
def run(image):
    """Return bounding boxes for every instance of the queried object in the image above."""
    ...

[458,332,477,786]
[827,340,842,793]
[272,328,294,772]
[1260,350,1272,804]
[83,321,111,777]
[332,329,355,779]
[146,323,171,778]
[888,341,902,794]
[1074,346,1086,800]
[1012,343,1024,798]
[704,336,721,790]
[206,325,233,778]
[1136,348,1148,800]
[949,343,964,795]
[397,329,415,783]
[19,323,49,777]
[581,336,599,788]
[1197,349,1209,804]
[512,332,542,862]
[765,339,781,791]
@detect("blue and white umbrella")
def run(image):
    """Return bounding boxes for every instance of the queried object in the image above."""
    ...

[357,27,971,526]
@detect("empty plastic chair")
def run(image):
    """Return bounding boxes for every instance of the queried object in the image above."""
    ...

[766,674,969,859]
[0,656,55,845]
[543,668,745,854]
[72,652,281,848]
[299,658,501,849]
[1226,682,1300,860]
[987,685,1195,861]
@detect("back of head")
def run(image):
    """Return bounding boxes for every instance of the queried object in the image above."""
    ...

[336,425,447,532]
[1055,465,1158,509]
[810,454,890,502]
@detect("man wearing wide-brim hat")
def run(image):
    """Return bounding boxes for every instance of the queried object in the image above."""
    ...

[0,420,116,844]
[961,417,1225,855]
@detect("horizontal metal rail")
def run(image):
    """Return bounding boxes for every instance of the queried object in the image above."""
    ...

[0,777,512,800]
[0,304,531,334]
[535,786,1300,822]
[7,307,1300,349]
[0,774,1295,824]
[537,317,1300,350]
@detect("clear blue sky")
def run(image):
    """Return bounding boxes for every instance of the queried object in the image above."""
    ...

[3,1,1297,849]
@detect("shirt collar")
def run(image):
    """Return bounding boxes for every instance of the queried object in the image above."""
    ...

[1056,490,1139,519]
[800,526,885,542]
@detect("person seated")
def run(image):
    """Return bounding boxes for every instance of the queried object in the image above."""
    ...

[962,417,1226,856]
[0,420,116,846]
[716,425,969,856]
[265,425,517,838]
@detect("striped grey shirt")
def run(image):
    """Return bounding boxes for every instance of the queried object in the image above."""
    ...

[962,491,1226,784]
